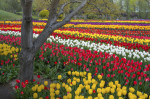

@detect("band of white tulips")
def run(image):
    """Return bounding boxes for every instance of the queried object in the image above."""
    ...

[0,30,150,62]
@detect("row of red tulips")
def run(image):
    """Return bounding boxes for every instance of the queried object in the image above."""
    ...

[1,24,150,39]
[60,28,150,38]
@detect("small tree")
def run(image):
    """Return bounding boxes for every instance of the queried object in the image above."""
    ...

[19,0,88,82]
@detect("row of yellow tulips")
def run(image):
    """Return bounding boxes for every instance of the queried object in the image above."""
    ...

[54,30,150,45]
[39,19,150,23]
[63,24,150,30]
[31,71,150,99]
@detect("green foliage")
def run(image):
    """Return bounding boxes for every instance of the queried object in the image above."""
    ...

[83,0,120,19]
[0,64,19,84]
[0,0,149,20]
[0,10,22,21]
[15,12,23,15]
[33,0,70,16]
[39,10,49,18]
[117,0,150,19]
[33,0,51,13]
[0,0,21,13]
[87,14,99,19]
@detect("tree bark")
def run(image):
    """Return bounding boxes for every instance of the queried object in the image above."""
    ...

[145,0,150,19]
[19,0,34,82]
[19,49,35,82]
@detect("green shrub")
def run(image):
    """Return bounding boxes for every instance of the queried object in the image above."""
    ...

[39,10,49,18]
[87,14,99,19]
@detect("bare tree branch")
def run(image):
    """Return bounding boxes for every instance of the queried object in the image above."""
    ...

[88,2,103,14]
[33,0,88,52]
[57,0,82,17]
[47,0,60,26]
[55,0,87,28]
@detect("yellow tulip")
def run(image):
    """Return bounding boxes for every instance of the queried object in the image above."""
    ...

[33,93,38,99]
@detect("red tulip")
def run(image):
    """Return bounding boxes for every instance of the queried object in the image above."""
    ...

[101,73,104,76]
[145,78,149,81]
[25,80,29,85]
[83,64,86,69]
[46,96,49,99]
[89,64,91,66]
[137,72,140,75]
[54,61,57,65]
[124,77,127,80]
[37,75,40,78]
[33,79,36,82]
[77,62,82,66]
[20,91,24,95]
[126,79,129,83]
[16,79,20,83]
[120,70,124,73]
[13,64,15,67]
[15,85,19,89]
[133,81,137,85]
[132,74,136,78]
[21,82,26,88]
[138,76,141,80]
[139,82,142,85]
[107,74,110,77]
[127,74,130,77]
[93,90,96,93]
[103,66,106,69]
[44,87,48,90]
[86,68,89,71]
[144,74,147,77]
[112,68,115,71]
[141,72,144,76]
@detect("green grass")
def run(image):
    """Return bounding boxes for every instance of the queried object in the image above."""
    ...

[0,10,39,21]
[0,10,22,20]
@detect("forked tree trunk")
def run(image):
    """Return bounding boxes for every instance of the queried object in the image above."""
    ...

[19,0,88,83]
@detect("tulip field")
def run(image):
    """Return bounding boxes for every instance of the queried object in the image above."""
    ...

[0,20,150,99]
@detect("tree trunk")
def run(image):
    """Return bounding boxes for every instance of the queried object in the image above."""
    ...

[19,49,35,82]
[145,1,150,19]
[20,0,34,82]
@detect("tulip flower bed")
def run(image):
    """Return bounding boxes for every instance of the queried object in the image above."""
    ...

[14,71,150,99]
[0,43,20,83]
[0,20,150,98]
[1,31,150,63]
[1,23,150,36]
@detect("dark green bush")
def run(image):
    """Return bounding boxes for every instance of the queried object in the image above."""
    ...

[87,14,99,19]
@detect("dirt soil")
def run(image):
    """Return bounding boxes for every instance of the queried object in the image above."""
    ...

[0,75,52,99]
[0,84,15,99]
